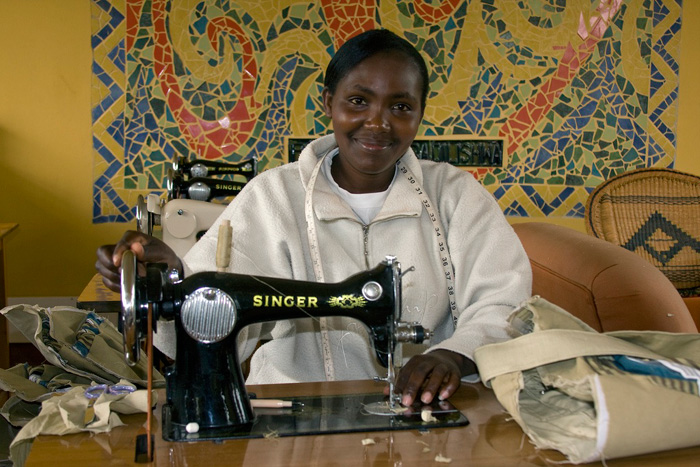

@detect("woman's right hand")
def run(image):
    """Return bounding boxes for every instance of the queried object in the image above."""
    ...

[95,230,183,292]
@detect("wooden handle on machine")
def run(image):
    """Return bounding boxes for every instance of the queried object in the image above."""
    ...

[216,220,232,272]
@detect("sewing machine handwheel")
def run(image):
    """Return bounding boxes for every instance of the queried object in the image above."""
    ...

[120,249,141,366]
[135,195,148,234]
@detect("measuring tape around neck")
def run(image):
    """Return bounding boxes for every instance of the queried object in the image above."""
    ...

[397,160,458,328]
[305,152,336,381]
[303,152,459,381]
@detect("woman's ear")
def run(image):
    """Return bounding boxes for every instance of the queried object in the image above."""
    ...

[321,87,333,117]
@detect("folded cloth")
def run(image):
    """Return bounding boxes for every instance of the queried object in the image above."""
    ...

[0,396,41,428]
[474,296,700,464]
[0,304,165,465]
[9,380,156,467]
[0,304,164,387]
[0,364,93,403]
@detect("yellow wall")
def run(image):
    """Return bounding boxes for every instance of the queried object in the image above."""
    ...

[0,0,699,299]
[0,1,125,298]
[677,0,700,176]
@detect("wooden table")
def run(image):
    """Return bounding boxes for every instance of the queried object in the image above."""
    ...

[76,273,121,313]
[0,223,18,370]
[24,379,700,466]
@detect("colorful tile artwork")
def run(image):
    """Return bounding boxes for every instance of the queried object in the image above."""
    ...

[91,0,682,222]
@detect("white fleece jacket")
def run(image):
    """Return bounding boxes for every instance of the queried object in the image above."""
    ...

[183,134,532,384]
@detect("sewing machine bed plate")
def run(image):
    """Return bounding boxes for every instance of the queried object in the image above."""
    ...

[163,393,469,442]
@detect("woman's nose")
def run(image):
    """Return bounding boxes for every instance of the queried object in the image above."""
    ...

[364,107,390,131]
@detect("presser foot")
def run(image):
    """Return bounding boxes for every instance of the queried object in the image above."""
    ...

[372,374,402,412]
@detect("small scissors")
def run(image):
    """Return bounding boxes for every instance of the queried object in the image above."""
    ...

[84,383,136,400]
[84,383,136,425]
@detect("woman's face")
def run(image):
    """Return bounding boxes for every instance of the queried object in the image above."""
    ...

[322,51,424,193]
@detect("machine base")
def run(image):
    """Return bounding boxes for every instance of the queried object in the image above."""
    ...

[163,392,469,442]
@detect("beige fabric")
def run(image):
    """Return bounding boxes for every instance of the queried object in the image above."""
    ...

[9,381,155,467]
[0,364,93,403]
[474,296,700,464]
[0,304,163,387]
[0,304,165,466]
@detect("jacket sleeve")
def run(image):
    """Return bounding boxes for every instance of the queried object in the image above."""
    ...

[427,174,533,369]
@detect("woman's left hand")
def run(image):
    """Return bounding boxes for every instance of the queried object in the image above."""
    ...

[386,349,476,406]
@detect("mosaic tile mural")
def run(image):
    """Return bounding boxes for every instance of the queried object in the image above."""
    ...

[91,0,683,222]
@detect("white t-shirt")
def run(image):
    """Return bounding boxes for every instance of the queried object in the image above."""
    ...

[321,149,396,225]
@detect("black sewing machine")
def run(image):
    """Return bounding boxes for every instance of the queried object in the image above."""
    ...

[166,168,249,201]
[167,157,257,201]
[173,156,257,180]
[134,158,256,234]
[120,251,468,443]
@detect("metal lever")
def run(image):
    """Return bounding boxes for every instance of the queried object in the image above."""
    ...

[120,249,141,366]
[374,352,401,408]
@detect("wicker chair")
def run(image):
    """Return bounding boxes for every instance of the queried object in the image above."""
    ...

[584,167,700,329]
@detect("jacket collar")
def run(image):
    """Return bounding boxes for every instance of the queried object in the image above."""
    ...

[299,134,424,223]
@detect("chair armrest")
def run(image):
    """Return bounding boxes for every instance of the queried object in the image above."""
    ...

[683,296,700,331]
[512,222,697,333]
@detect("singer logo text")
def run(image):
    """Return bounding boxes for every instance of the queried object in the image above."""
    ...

[253,295,319,308]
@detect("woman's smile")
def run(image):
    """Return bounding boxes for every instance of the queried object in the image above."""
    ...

[355,137,392,152]
[323,51,424,194]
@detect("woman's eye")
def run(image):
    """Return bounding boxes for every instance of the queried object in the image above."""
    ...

[349,97,366,106]
[394,103,412,111]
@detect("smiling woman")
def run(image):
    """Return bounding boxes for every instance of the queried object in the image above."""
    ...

[96,28,532,409]
[323,51,424,194]
[321,30,429,194]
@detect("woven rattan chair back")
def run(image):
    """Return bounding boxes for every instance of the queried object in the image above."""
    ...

[585,167,700,296]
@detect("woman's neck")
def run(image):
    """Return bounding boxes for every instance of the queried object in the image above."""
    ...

[330,156,394,194]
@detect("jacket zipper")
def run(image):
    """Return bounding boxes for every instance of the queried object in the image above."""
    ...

[361,214,408,270]
[362,224,370,269]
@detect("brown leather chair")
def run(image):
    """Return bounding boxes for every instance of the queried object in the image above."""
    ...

[512,222,697,333]
[583,167,700,330]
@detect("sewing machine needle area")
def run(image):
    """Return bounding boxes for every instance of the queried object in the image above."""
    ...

[163,393,468,442]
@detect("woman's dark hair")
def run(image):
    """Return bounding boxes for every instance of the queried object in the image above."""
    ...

[324,29,430,110]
